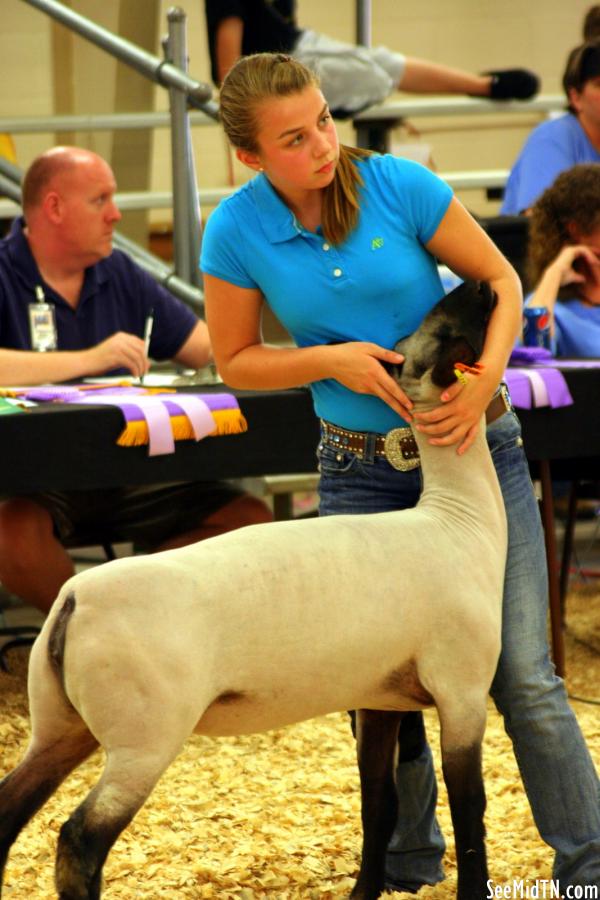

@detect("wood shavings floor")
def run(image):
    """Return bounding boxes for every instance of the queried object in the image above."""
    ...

[1,589,599,899]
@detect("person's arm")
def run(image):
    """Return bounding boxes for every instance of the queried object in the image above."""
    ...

[415,197,523,453]
[171,320,213,368]
[203,274,414,420]
[527,244,599,317]
[0,332,149,386]
[215,16,244,83]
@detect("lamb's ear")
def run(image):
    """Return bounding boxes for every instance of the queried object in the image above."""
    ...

[430,336,475,387]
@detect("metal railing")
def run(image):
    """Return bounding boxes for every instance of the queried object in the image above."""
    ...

[23,0,217,114]
[21,0,216,294]
[0,92,565,137]
[4,1,567,244]
[0,169,512,221]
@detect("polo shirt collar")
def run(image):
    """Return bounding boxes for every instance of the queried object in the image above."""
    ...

[251,173,302,244]
[7,216,108,305]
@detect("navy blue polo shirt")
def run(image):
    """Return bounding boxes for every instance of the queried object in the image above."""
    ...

[0,218,198,373]
[201,154,452,432]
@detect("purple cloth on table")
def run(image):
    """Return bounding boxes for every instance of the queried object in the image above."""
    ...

[509,346,554,366]
[504,368,573,409]
[17,387,241,456]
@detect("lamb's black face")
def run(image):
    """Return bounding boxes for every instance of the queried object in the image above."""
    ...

[394,280,496,398]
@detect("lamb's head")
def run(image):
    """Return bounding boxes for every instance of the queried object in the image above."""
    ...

[394,280,496,403]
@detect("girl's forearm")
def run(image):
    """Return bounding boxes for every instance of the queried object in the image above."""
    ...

[478,271,523,386]
[217,342,335,390]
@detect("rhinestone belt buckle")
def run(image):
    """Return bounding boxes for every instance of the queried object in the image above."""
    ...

[383,427,420,472]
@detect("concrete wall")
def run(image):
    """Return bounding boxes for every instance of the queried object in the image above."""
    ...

[0,0,592,235]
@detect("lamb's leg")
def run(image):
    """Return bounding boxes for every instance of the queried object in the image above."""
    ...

[55,736,188,900]
[0,728,98,892]
[439,702,488,900]
[351,709,404,900]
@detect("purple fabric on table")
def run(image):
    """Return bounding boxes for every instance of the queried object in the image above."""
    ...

[21,385,238,411]
[74,393,218,456]
[504,368,573,409]
[71,390,238,418]
[548,359,600,369]
[509,346,554,366]
[505,347,574,409]
[16,387,241,456]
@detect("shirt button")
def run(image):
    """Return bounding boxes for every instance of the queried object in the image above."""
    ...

[333,268,342,277]
[322,243,330,251]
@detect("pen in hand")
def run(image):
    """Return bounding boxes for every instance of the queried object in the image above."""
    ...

[141,310,154,384]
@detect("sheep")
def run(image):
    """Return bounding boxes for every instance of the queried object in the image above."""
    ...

[0,280,507,900]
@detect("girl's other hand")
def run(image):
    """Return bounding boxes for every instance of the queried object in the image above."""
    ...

[328,341,413,421]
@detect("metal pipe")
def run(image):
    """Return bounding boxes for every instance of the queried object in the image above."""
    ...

[355,0,372,47]
[0,172,513,219]
[0,156,23,187]
[0,187,235,218]
[0,174,21,204]
[0,110,216,134]
[21,0,217,112]
[112,233,204,313]
[165,8,192,284]
[354,93,566,121]
[0,92,564,136]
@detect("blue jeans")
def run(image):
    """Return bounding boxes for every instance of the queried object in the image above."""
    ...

[318,408,600,890]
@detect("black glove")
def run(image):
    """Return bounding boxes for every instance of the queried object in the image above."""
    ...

[486,68,540,101]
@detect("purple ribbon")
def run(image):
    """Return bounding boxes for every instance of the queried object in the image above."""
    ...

[504,368,573,409]
[505,347,574,409]
[17,387,241,456]
[74,392,234,456]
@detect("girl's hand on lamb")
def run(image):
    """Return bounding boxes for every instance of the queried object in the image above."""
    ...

[328,342,414,421]
[413,376,493,454]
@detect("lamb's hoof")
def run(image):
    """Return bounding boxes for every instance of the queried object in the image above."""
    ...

[383,871,445,895]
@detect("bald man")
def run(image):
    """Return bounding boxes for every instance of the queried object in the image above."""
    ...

[0,147,271,614]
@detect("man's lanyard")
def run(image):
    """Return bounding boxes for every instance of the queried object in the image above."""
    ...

[28,285,57,352]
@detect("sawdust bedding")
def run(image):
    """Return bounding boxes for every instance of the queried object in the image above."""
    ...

[1,589,599,899]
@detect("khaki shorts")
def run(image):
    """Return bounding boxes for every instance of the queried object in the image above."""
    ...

[293,29,406,114]
[18,481,242,551]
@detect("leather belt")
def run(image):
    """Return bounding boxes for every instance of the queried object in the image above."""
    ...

[320,421,419,472]
[485,384,511,425]
[320,385,511,472]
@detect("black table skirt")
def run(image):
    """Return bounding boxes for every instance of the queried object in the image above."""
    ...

[1,366,599,496]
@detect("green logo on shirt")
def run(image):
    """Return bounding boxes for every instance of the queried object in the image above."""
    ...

[371,237,384,250]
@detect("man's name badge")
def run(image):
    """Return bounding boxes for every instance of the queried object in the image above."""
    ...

[28,302,57,352]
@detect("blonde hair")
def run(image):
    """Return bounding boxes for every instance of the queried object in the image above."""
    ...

[527,164,600,293]
[219,52,372,245]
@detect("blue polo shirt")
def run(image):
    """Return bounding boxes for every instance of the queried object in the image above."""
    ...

[553,298,600,357]
[201,154,452,431]
[501,114,600,215]
[0,218,198,373]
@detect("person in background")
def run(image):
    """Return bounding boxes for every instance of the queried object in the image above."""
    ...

[201,52,600,894]
[584,5,600,41]
[501,40,600,215]
[205,0,539,115]
[0,146,272,615]
[525,163,600,356]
